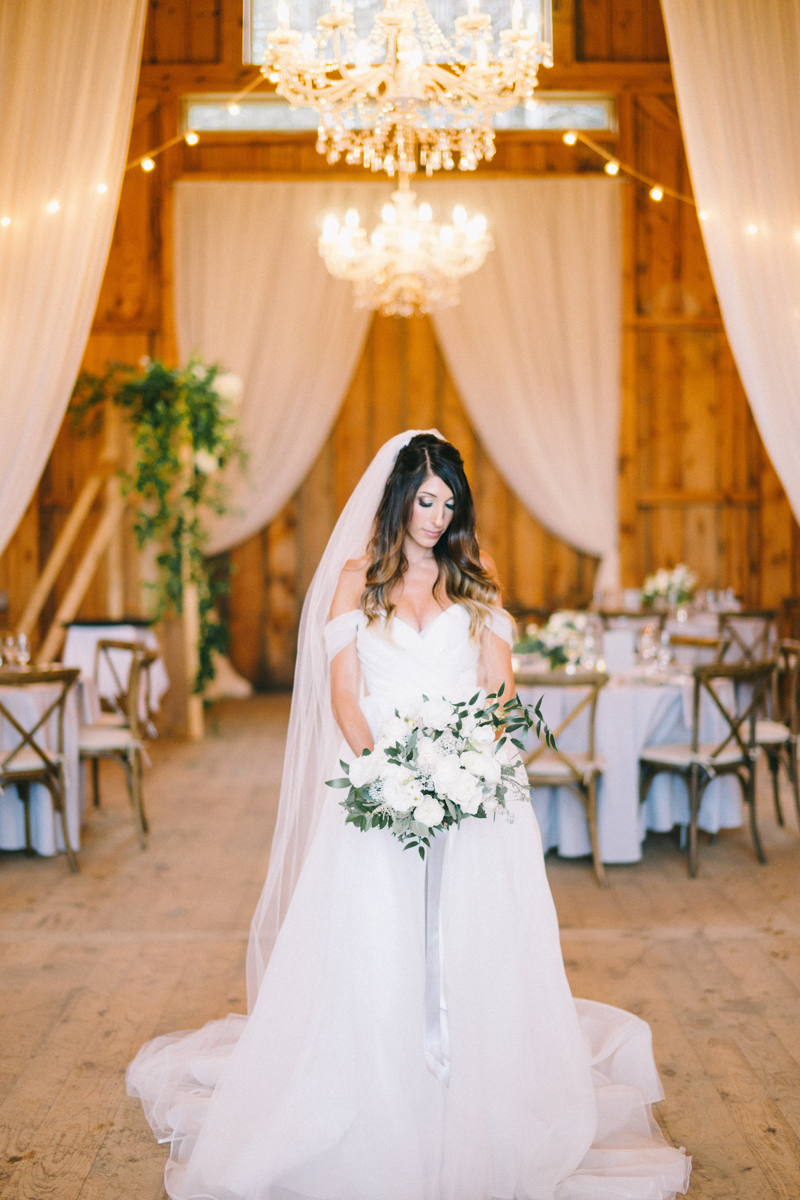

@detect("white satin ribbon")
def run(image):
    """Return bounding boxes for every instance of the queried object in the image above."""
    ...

[423,829,450,1087]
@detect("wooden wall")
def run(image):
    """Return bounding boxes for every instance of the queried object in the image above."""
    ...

[1,0,798,687]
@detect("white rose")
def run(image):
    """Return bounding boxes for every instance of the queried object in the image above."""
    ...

[397,780,424,813]
[452,770,482,814]
[383,776,411,810]
[396,702,421,725]
[348,752,377,789]
[211,372,244,404]
[431,755,462,796]
[385,761,414,785]
[414,796,445,827]
[460,749,485,777]
[478,754,502,786]
[415,737,441,770]
[459,713,478,736]
[191,363,208,381]
[420,698,454,730]
[472,723,496,746]
[193,449,219,475]
[380,716,410,746]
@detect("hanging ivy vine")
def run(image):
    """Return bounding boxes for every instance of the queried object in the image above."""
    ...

[71,358,244,693]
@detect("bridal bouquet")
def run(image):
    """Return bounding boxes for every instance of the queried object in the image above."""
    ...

[327,687,554,858]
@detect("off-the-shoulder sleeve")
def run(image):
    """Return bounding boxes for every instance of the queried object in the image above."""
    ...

[323,610,363,662]
[488,609,515,648]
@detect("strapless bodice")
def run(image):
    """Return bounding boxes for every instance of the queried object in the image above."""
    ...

[324,605,513,735]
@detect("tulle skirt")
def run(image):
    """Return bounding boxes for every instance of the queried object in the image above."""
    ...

[127,792,690,1200]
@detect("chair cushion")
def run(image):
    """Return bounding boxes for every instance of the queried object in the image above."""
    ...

[640,742,744,768]
[1,746,63,775]
[756,719,791,745]
[526,750,605,780]
[79,724,138,753]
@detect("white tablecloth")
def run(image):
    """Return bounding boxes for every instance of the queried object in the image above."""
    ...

[518,673,742,864]
[62,624,169,719]
[0,680,81,855]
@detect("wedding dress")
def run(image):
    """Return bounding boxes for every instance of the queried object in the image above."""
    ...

[128,431,690,1200]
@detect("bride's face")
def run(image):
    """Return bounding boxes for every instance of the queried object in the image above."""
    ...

[406,474,455,552]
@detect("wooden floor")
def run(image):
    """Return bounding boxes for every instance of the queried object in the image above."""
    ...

[1,695,800,1199]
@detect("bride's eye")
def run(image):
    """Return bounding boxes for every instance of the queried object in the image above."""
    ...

[418,498,432,508]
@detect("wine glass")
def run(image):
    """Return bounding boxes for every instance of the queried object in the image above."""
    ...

[3,634,17,667]
[16,633,30,667]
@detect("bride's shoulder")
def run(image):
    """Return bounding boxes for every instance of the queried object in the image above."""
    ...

[329,556,369,620]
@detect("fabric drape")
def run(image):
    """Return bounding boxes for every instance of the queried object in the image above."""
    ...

[173,182,380,555]
[0,0,147,556]
[661,0,800,524]
[430,178,622,589]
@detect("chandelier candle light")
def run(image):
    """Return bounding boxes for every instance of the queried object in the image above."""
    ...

[319,178,493,315]
[264,0,553,177]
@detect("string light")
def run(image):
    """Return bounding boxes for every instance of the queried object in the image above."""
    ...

[747,223,758,234]
[562,130,696,210]
[698,210,709,221]
[46,200,60,213]
[228,104,240,115]
[1,217,10,227]
[96,183,107,194]
[184,131,199,146]
[141,157,155,172]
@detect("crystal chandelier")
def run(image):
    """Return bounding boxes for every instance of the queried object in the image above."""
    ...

[318,177,492,315]
[263,0,553,177]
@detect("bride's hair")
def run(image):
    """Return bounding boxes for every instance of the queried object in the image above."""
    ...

[361,433,499,636]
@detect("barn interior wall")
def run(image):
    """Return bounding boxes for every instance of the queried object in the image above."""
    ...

[1,0,798,686]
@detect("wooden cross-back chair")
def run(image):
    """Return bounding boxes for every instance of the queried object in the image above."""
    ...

[80,640,155,849]
[518,669,610,887]
[718,611,777,665]
[93,638,157,736]
[0,667,80,872]
[639,660,775,878]
[756,639,800,830]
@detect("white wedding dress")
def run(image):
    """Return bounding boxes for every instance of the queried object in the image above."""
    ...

[128,603,691,1200]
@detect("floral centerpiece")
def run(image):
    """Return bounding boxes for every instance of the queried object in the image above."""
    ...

[512,611,589,670]
[641,564,697,609]
[327,687,553,858]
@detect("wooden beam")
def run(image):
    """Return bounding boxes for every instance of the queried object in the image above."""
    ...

[16,473,106,639]
[38,493,125,664]
[638,490,760,508]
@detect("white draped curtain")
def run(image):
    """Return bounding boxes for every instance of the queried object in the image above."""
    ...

[430,178,622,588]
[0,0,147,557]
[175,179,621,578]
[661,0,800,524]
[174,181,379,555]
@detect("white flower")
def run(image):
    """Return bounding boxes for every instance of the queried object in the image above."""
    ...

[459,713,478,737]
[472,723,496,746]
[420,698,454,730]
[139,355,151,369]
[191,363,208,381]
[479,754,502,785]
[211,372,244,404]
[414,796,445,827]
[349,752,378,789]
[460,749,485,777]
[193,449,219,475]
[452,770,483,814]
[431,754,462,795]
[415,737,441,770]
[380,715,409,746]
[483,796,499,814]
[396,702,421,724]
[398,779,425,813]
[383,775,410,810]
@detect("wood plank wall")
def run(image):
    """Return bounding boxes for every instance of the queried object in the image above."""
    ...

[1,0,798,686]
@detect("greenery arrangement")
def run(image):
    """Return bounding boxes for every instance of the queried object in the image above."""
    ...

[71,357,244,692]
[512,611,590,670]
[641,563,697,608]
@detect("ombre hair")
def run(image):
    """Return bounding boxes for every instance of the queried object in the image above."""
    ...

[361,434,499,636]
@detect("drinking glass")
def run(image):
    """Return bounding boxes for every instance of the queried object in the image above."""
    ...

[16,633,30,667]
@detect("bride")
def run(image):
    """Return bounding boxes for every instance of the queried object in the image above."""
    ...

[128,431,691,1200]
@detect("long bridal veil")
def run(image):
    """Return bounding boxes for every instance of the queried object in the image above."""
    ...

[245,429,443,1008]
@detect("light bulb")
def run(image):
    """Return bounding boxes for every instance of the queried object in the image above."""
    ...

[345,208,360,227]
[471,213,487,234]
[563,131,577,146]
[440,225,454,244]
[418,203,433,222]
[321,213,339,240]
[452,205,467,226]
[185,131,199,145]
[141,158,155,172]
[0,217,9,227]
[277,0,290,29]
[604,160,619,176]
[511,0,522,32]
[371,229,386,248]
[96,183,107,194]
[381,203,396,223]
[228,103,240,115]
[476,40,488,68]
[353,40,370,71]
[46,200,60,213]
[467,0,479,13]
[649,186,663,202]
[747,223,758,234]
[698,210,709,221]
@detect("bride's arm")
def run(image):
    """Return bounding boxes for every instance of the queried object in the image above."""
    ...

[329,559,375,757]
[479,553,516,702]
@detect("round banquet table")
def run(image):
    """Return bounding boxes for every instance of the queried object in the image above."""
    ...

[62,622,169,720]
[517,669,743,864]
[0,678,81,856]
